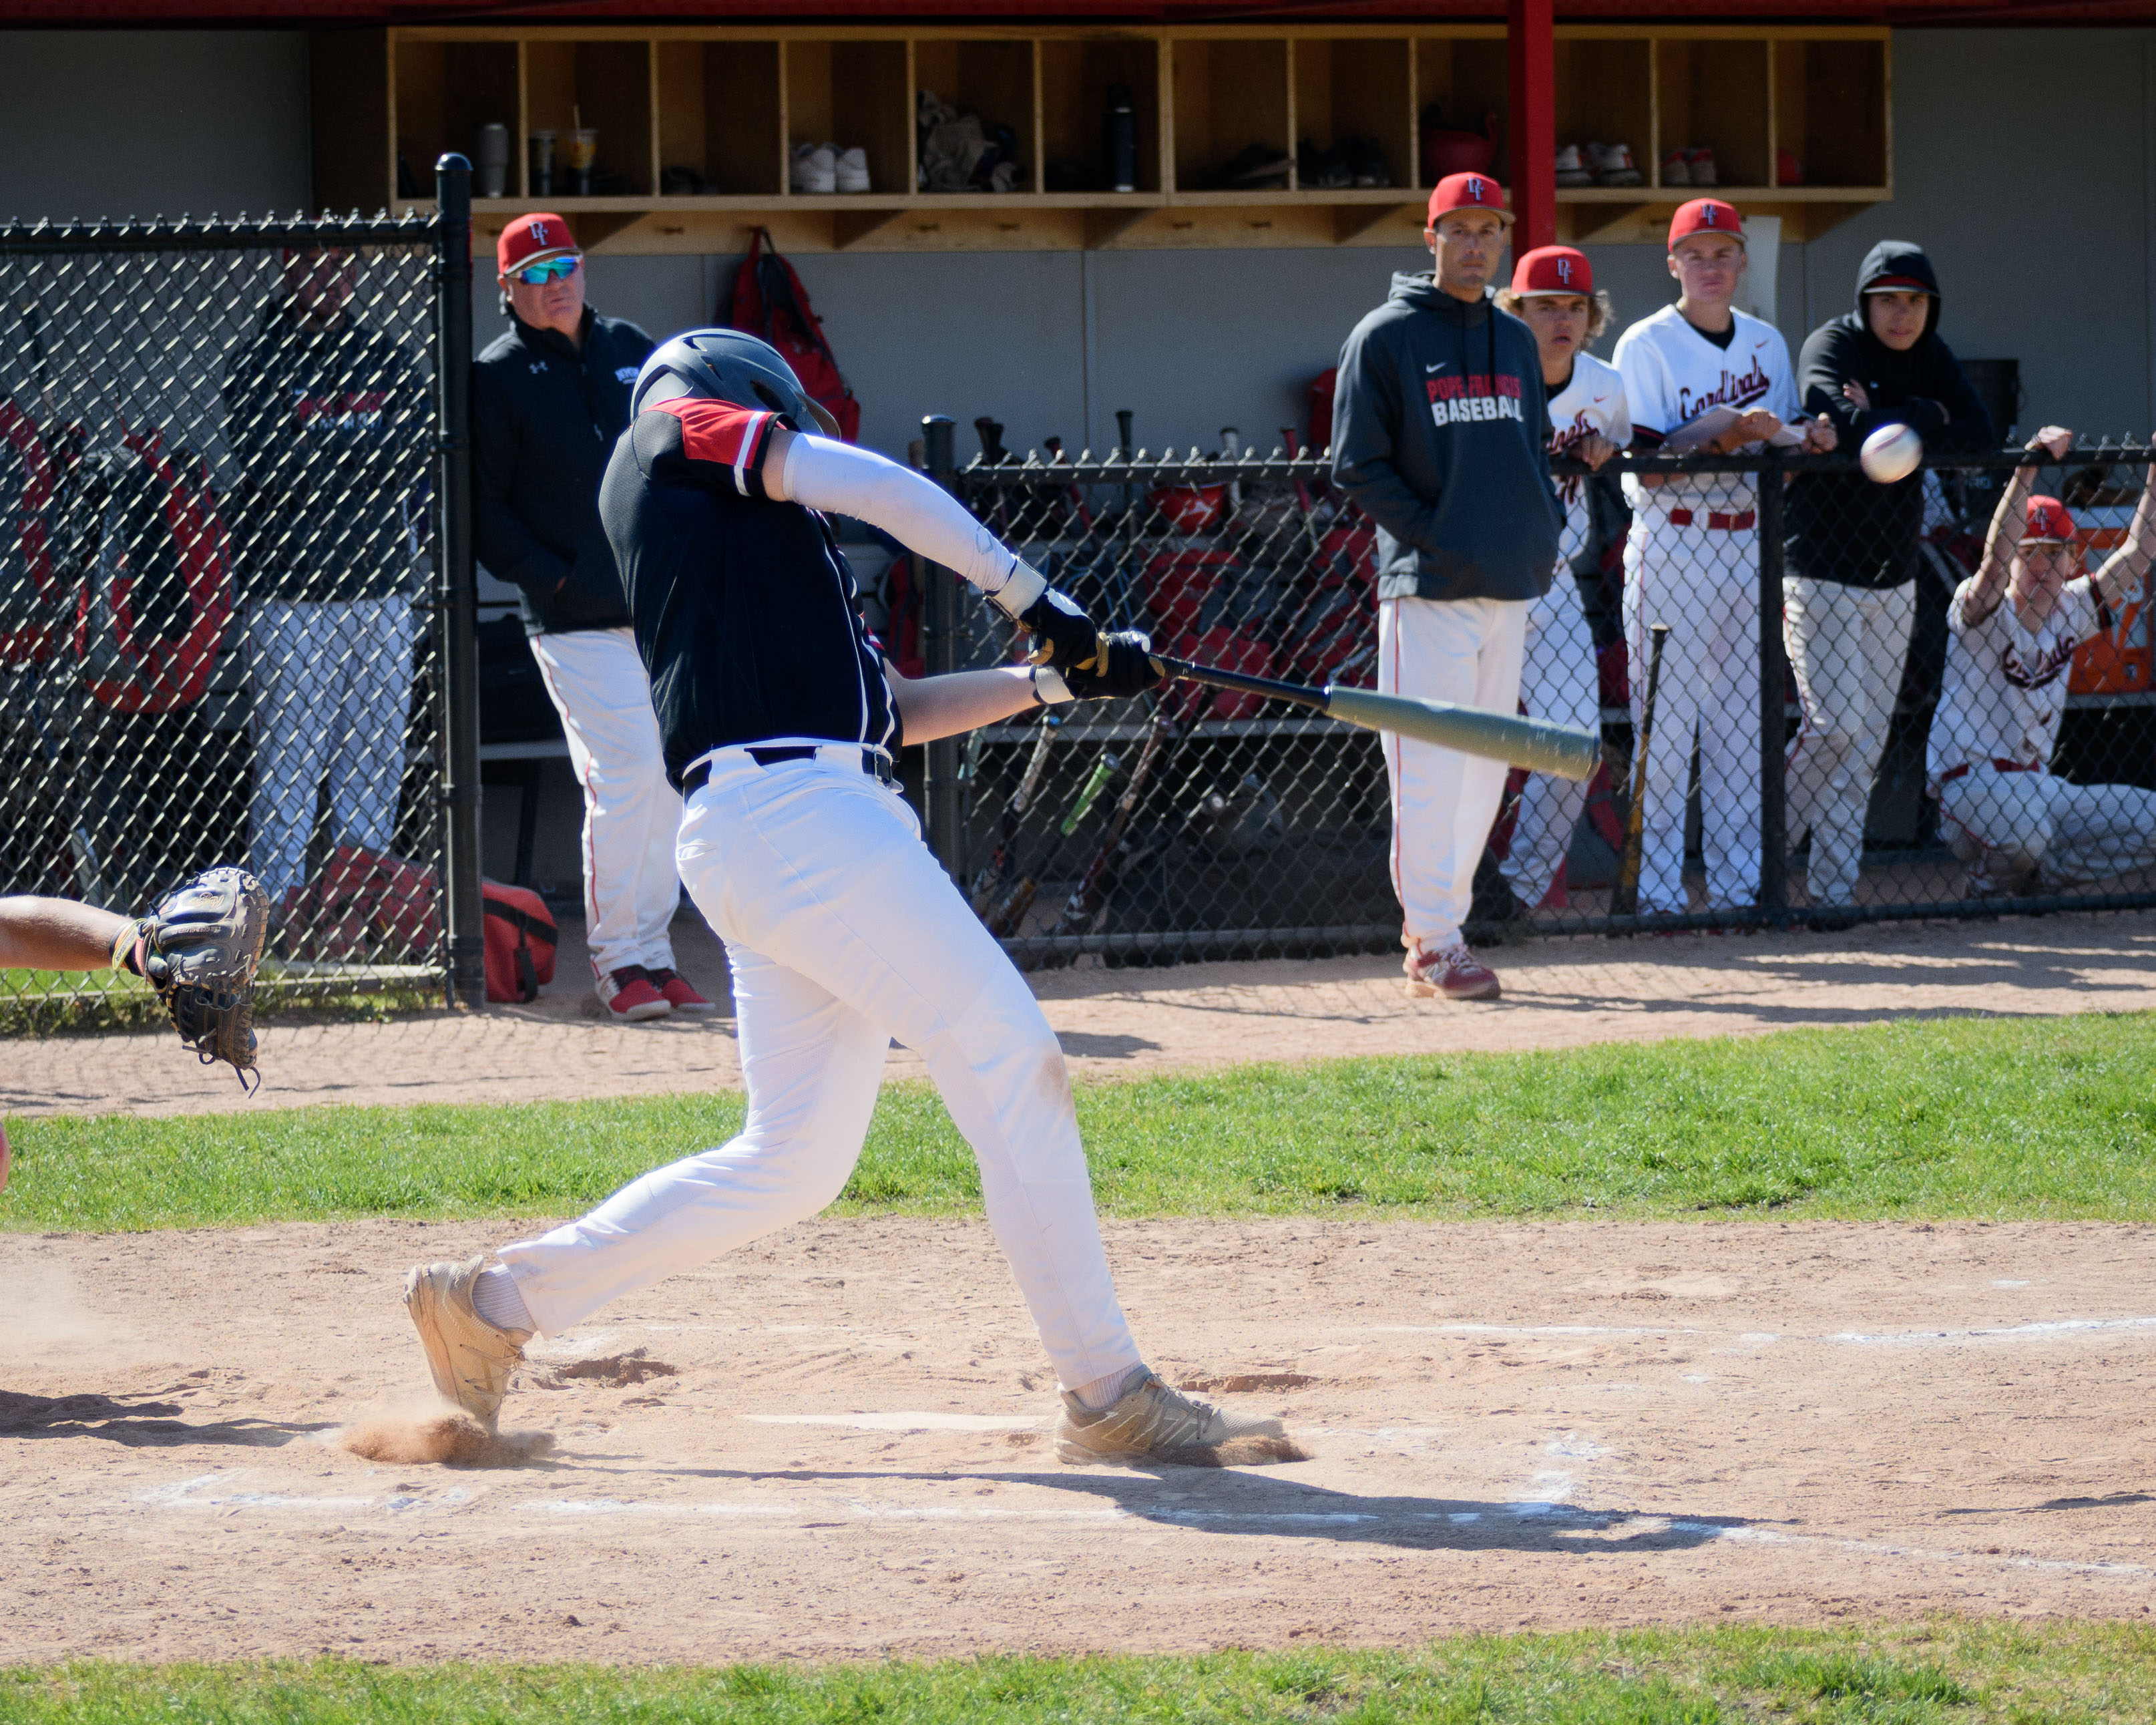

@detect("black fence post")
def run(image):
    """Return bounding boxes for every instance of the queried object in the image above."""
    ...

[1755,445,1789,922]
[919,413,963,880]
[433,154,484,1008]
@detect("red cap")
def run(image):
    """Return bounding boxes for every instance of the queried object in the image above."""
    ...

[2021,496,2077,545]
[1427,172,1514,227]
[497,213,579,277]
[1510,246,1593,297]
[1667,198,1745,250]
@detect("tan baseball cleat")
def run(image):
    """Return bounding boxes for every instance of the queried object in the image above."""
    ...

[1055,1370,1305,1467]
[403,1254,530,1431]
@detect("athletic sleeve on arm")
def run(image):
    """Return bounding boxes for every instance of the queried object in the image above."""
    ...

[648,397,785,500]
[779,432,1046,618]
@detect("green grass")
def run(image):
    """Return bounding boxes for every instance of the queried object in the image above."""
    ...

[6,1012,2155,1234]
[7,1620,2156,1722]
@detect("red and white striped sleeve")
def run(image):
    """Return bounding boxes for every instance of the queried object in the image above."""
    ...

[645,397,782,499]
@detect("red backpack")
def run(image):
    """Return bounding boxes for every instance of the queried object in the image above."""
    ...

[724,228,862,443]
[483,879,558,1004]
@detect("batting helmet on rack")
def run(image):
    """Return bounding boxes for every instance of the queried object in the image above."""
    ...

[630,328,841,436]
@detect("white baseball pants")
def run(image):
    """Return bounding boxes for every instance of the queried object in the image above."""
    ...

[1784,577,1914,908]
[1623,518,1761,912]
[494,744,1142,1395]
[1503,574,1600,910]
[529,627,682,980]
[1940,765,2156,886]
[247,597,418,902]
[1378,594,1527,950]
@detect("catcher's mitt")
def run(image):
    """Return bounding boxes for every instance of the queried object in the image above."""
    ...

[112,866,270,1088]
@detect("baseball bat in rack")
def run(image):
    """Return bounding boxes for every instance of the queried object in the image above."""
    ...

[1146,654,1603,782]
[1608,622,1670,919]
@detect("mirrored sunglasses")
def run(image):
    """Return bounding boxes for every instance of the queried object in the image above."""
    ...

[511,255,580,286]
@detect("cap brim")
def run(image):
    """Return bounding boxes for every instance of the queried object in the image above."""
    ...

[1510,285,1590,297]
[499,246,580,276]
[1428,207,1516,226]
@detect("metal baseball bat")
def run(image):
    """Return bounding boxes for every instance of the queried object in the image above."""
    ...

[1146,653,1602,781]
[970,709,1058,918]
[1609,622,1669,920]
[982,735,1115,940]
[1046,701,1182,950]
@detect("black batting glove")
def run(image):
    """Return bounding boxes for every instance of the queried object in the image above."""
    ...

[1059,632,1162,701]
[1019,587,1104,674]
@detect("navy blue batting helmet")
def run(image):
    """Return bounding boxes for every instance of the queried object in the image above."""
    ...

[630,329,840,436]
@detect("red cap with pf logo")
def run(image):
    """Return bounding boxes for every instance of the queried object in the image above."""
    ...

[1427,172,1514,227]
[496,213,579,278]
[1667,198,1746,250]
[1510,246,1593,297]
[2020,496,2077,545]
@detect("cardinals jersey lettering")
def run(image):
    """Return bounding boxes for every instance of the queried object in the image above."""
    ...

[1542,351,1631,569]
[1928,576,2102,787]
[1612,304,1798,512]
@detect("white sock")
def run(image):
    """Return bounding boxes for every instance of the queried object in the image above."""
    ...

[1072,1362,1150,1412]
[471,1264,534,1334]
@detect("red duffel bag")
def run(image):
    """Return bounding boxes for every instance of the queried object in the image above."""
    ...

[483,880,558,1004]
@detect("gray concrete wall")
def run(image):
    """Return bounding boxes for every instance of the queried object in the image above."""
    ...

[0,31,312,222]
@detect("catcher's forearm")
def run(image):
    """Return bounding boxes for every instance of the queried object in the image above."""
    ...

[0,896,130,972]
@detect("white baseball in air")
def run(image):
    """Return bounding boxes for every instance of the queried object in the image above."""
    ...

[1860,421,1924,484]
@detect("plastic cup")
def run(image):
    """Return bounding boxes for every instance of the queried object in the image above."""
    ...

[564,128,598,197]
[527,130,558,198]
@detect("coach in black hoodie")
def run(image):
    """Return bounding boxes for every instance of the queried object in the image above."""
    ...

[472,214,709,1022]
[1781,240,1993,911]
[1332,173,1561,1004]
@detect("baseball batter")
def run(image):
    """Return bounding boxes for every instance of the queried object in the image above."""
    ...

[1612,199,1836,914]
[1494,246,1629,912]
[404,331,1293,1467]
[1931,425,2156,893]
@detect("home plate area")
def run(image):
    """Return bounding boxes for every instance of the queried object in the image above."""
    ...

[3,1215,2153,1662]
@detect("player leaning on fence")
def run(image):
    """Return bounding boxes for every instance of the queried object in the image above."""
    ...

[472,214,712,1022]
[1331,173,1562,1002]
[1612,199,1838,918]
[1931,425,2156,896]
[1784,242,1993,916]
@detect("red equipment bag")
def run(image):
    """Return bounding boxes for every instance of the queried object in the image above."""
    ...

[724,227,862,442]
[483,879,558,1004]
[1307,367,1339,461]
[280,845,441,965]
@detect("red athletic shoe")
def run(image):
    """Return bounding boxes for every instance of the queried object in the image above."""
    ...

[1404,941,1502,1002]
[648,968,716,1013]
[598,965,672,1023]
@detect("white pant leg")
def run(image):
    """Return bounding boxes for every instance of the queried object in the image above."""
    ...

[1379,595,1528,949]
[1504,576,1599,909]
[500,751,1140,1393]
[327,598,417,855]
[2040,777,2156,882]
[1693,533,1762,908]
[247,601,337,902]
[1940,767,2053,882]
[1785,578,1914,906]
[1623,524,1707,914]
[529,627,684,978]
[497,937,891,1336]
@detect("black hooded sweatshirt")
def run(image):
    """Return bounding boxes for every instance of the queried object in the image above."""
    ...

[1332,272,1560,604]
[1784,240,1994,588]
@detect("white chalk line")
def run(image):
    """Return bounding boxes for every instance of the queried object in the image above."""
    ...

[124,1473,2155,1581]
[1365,1316,2156,1348]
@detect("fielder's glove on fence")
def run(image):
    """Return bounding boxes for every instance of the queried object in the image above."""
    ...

[1018,586,1106,676]
[112,866,270,1088]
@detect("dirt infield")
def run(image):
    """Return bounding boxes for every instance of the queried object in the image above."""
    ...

[6,910,2154,1119]
[5,1214,2154,1664]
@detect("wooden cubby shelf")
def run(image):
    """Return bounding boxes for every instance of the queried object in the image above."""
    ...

[310,23,1890,254]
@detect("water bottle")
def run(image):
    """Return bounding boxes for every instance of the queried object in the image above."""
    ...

[1104,85,1138,193]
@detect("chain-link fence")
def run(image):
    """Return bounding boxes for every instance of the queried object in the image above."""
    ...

[921,434,2156,964]
[0,172,484,1028]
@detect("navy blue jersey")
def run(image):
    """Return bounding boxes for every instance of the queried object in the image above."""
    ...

[601,398,899,788]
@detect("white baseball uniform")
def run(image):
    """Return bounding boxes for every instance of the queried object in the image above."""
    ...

[1614,305,1801,912]
[1502,352,1629,910]
[1930,576,2156,886]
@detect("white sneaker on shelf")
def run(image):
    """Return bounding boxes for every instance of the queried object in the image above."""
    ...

[790,141,837,194]
[1685,146,1718,186]
[1659,148,1691,186]
[1554,143,1594,188]
[1593,141,1643,186]
[835,146,871,193]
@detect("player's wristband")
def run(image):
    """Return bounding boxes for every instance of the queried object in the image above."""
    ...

[110,918,150,977]
[1031,665,1074,705]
